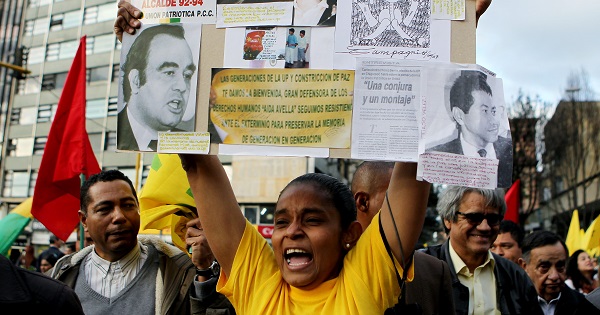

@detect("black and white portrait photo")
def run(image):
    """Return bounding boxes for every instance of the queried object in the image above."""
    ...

[425,70,513,187]
[117,23,201,152]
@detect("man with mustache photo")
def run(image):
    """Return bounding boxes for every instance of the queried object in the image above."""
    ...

[118,24,197,152]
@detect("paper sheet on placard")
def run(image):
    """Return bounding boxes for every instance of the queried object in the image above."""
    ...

[223,27,287,68]
[351,59,424,161]
[418,153,499,189]
[334,0,451,70]
[157,132,210,154]
[132,0,216,23]
[216,1,293,28]
[416,64,512,188]
[431,0,465,20]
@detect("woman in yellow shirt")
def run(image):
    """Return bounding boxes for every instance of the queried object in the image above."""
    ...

[180,154,430,314]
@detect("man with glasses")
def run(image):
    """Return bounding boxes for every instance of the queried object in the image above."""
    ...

[520,231,595,315]
[422,186,539,314]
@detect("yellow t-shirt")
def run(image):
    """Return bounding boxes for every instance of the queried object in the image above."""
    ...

[217,212,414,314]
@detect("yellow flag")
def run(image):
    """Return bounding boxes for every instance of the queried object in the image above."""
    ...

[566,209,583,255]
[139,154,197,252]
[584,215,600,253]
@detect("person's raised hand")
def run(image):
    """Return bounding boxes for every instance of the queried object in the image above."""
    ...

[114,0,143,42]
[185,218,215,271]
[475,0,492,26]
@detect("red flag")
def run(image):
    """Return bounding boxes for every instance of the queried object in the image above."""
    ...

[31,36,101,241]
[504,179,520,224]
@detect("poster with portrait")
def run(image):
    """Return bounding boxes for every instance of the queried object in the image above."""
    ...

[417,65,512,188]
[117,23,202,152]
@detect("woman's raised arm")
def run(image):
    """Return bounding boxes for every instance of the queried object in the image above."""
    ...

[380,162,430,266]
[180,154,247,277]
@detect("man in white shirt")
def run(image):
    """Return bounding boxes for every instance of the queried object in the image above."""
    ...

[297,30,309,67]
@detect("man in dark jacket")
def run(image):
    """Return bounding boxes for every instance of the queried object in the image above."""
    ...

[352,161,455,315]
[50,170,234,315]
[422,186,539,315]
[0,254,83,314]
[520,230,596,315]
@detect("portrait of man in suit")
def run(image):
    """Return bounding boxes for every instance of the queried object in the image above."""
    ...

[118,24,197,151]
[426,70,512,187]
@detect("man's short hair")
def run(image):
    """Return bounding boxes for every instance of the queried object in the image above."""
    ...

[521,230,568,264]
[437,186,506,233]
[299,30,305,35]
[121,24,187,103]
[351,161,394,195]
[80,170,138,215]
[289,28,295,33]
[499,220,524,246]
[49,234,59,244]
[449,70,493,115]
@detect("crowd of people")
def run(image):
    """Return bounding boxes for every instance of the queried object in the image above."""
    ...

[3,0,600,314]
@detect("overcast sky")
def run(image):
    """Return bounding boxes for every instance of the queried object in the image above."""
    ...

[476,0,600,106]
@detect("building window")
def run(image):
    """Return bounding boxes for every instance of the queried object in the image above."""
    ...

[86,99,106,119]
[112,64,120,82]
[46,40,78,61]
[49,10,81,31]
[10,107,37,125]
[242,205,259,224]
[27,46,45,64]
[86,34,114,55]
[108,97,118,116]
[33,137,47,155]
[87,65,109,83]
[140,165,151,187]
[28,0,51,8]
[24,20,34,37]
[104,131,116,151]
[83,3,116,25]
[41,72,67,90]
[37,104,58,123]
[3,170,29,197]
[17,76,41,95]
[24,17,50,36]
[7,138,33,157]
[259,205,275,224]
[28,170,38,196]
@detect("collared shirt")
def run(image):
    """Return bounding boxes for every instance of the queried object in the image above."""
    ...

[127,108,156,151]
[84,242,148,298]
[460,133,497,159]
[449,241,500,315]
[293,0,328,25]
[538,294,561,315]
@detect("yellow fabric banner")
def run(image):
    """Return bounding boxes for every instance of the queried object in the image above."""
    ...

[139,154,197,252]
[210,68,354,148]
